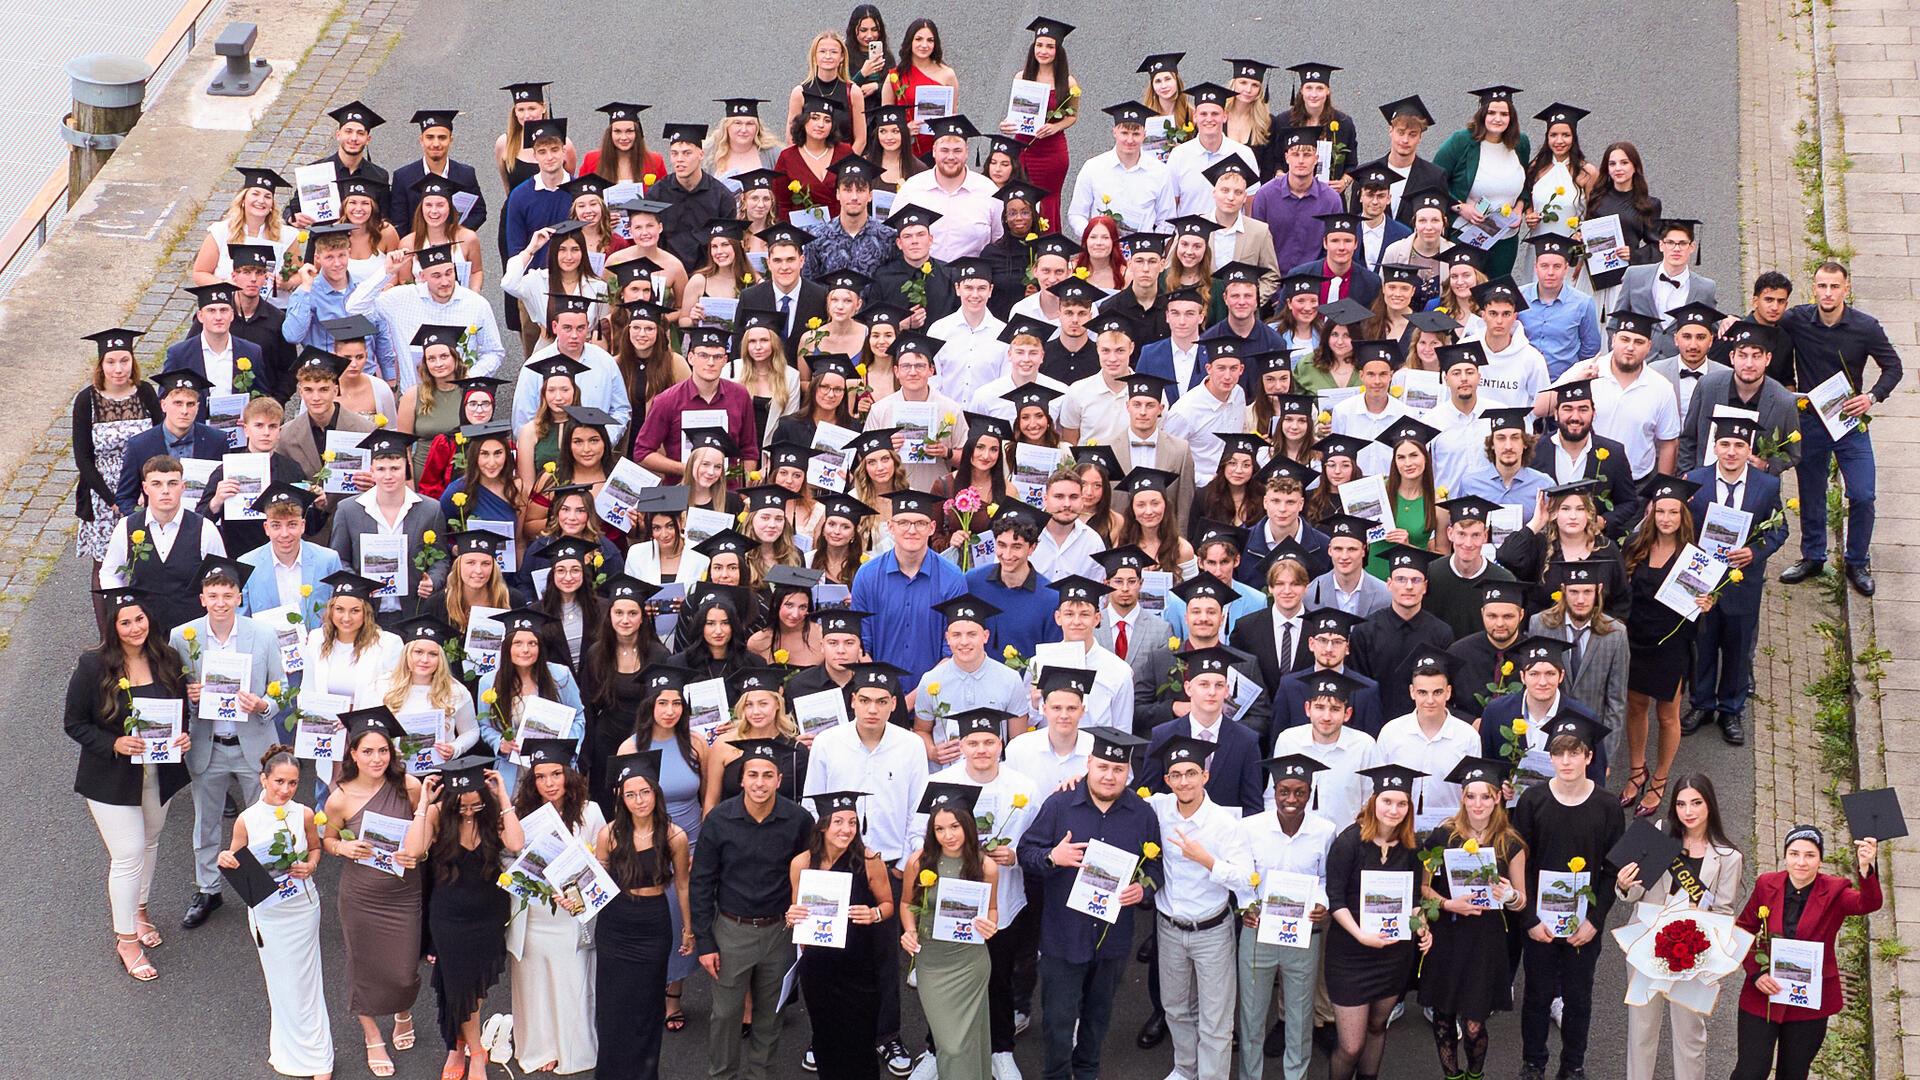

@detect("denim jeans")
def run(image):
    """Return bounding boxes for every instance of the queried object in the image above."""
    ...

[1795,411,1877,567]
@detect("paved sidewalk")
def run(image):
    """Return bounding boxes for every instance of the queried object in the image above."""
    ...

[0,0,416,649]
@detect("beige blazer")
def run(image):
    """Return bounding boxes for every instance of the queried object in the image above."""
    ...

[1617,834,1746,916]
[1111,428,1197,522]
[1225,216,1282,306]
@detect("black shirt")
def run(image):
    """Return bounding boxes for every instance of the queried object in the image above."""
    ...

[1043,337,1100,384]
[689,793,814,952]
[1511,781,1626,930]
[1780,303,1904,399]
[1782,877,1814,938]
[655,170,739,270]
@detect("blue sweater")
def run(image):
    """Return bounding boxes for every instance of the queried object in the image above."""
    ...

[964,564,1064,659]
[504,179,575,270]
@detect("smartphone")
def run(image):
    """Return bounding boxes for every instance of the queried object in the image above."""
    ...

[868,40,883,60]
[563,884,584,910]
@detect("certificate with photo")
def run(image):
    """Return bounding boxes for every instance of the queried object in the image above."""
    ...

[1580,214,1630,276]
[354,810,411,877]
[257,605,306,673]
[394,708,446,775]
[514,697,576,760]
[1256,869,1321,948]
[681,409,729,459]
[129,697,183,765]
[198,649,253,722]
[685,677,731,745]
[1698,501,1752,564]
[208,393,249,448]
[894,401,936,463]
[931,877,993,944]
[1805,369,1861,441]
[1768,936,1824,1010]
[699,295,739,328]
[181,457,219,508]
[650,582,686,643]
[792,868,853,948]
[807,446,850,494]
[685,508,734,548]
[1339,474,1391,540]
[1398,369,1443,415]
[793,688,850,736]
[1014,443,1064,508]
[359,533,408,599]
[294,162,341,223]
[911,85,954,133]
[465,605,506,679]
[595,457,660,533]
[323,430,371,494]
[1535,870,1589,937]
[1655,543,1725,621]
[1358,869,1413,941]
[502,817,571,899]
[1066,839,1140,925]
[1443,847,1500,908]
[811,583,851,609]
[1005,79,1051,137]
[295,714,345,762]
[543,839,620,924]
[222,453,271,520]
[1139,569,1173,614]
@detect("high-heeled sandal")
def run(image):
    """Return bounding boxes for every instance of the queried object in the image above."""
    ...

[391,1013,416,1051]
[437,1045,464,1080]
[115,934,157,981]
[1618,765,1648,808]
[1636,773,1668,818]
[664,990,687,1032]
[365,1040,395,1078]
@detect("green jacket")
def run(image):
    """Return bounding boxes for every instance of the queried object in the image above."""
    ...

[1430,127,1536,205]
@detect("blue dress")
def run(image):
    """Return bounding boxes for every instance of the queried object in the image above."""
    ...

[439,476,519,525]
[654,741,704,984]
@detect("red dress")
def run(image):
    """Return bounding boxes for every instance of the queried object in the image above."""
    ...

[896,64,947,157]
[579,148,668,185]
[774,143,852,220]
[1018,85,1071,226]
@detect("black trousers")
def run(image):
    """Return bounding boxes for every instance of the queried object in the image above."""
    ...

[1520,936,1601,1070]
[875,868,904,1043]
[1729,1008,1829,1080]
[987,904,1038,1052]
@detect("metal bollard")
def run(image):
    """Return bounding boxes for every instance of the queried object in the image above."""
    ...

[208,22,269,97]
[61,54,152,198]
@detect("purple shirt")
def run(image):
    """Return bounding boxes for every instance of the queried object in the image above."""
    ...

[628,378,761,465]
[1249,177,1345,274]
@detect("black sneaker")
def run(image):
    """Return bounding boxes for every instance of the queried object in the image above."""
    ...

[880,1038,914,1077]
[1557,1068,1588,1080]
[1518,1066,1547,1080]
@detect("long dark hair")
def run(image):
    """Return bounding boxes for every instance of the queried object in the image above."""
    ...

[514,759,591,831]
[584,601,666,713]
[809,805,870,866]
[845,5,895,71]
[907,807,985,907]
[953,430,1013,498]
[1194,450,1262,528]
[1599,141,1658,217]
[1665,773,1737,852]
[429,773,507,883]
[898,17,944,66]
[1021,29,1072,101]
[536,552,604,664]
[607,772,672,888]
[593,119,653,184]
[92,600,186,727]
[497,627,562,728]
[338,725,407,794]
[1525,122,1590,206]
[460,431,525,513]
[632,683,700,775]
[613,306,681,407]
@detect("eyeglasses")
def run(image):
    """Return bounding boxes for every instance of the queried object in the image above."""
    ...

[893,518,933,531]
[896,361,930,371]
[1659,238,1692,248]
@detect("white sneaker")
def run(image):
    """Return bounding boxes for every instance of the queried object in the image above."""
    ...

[1549,997,1564,1027]
[1386,1000,1405,1026]
[908,1051,940,1080]
[992,1051,1024,1080]
[1013,1010,1031,1036]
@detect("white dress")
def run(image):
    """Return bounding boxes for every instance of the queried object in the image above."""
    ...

[508,800,607,1073]
[1528,158,1583,239]
[241,799,334,1077]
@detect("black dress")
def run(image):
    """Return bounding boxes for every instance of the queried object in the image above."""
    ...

[1626,552,1693,699]
[429,841,511,1049]
[1493,530,1632,622]
[720,737,810,803]
[1324,824,1421,1007]
[1417,826,1521,1021]
[800,850,883,1079]
[595,847,672,1079]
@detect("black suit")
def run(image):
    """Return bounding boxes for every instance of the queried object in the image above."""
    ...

[865,256,959,327]
[1529,433,1643,538]
[1347,155,1451,223]
[228,302,300,401]
[739,280,830,360]
[387,158,488,233]
[1228,606,1314,696]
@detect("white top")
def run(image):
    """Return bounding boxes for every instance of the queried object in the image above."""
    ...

[968,373,1070,425]
[1058,372,1129,443]
[927,309,1011,406]
[1167,137,1260,217]
[1164,381,1250,486]
[1147,792,1252,921]
[1374,711,1482,821]
[1003,726,1093,796]
[1031,520,1107,584]
[1234,809,1338,897]
[1528,158,1583,239]
[1467,141,1527,210]
[1268,725,1377,834]
[392,681,481,757]
[98,511,227,588]
[623,541,709,586]
[1428,399,1491,494]
[1066,149,1178,237]
[721,359,803,440]
[913,762,1041,923]
[1026,639,1132,735]
[1479,326,1551,409]
[1590,361,1682,479]
[304,627,404,706]
[1329,392,1412,479]
[501,254,611,341]
[803,721,931,863]
[895,169,1005,262]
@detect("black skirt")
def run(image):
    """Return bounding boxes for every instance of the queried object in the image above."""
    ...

[596,892,670,1079]
[428,847,511,1048]
[1627,558,1694,699]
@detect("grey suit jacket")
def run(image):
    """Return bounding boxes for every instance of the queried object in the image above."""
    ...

[278,406,376,478]
[1095,609,1174,692]
[329,493,450,606]
[170,615,285,774]
[1676,368,1803,476]
[1526,613,1628,762]
[1134,644,1271,739]
[1621,265,1718,355]
[1112,429,1197,521]
[1303,571,1391,618]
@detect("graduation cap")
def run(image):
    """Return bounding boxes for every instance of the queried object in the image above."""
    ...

[339,175,389,203]
[959,411,1013,446]
[1101,101,1155,126]
[329,100,385,129]
[1273,275,1324,305]
[1117,232,1172,261]
[235,166,289,191]
[1225,57,1274,81]
[1609,308,1659,339]
[601,574,661,607]
[1640,473,1702,504]
[1038,665,1097,700]
[1534,102,1590,128]
[188,283,237,310]
[1125,371,1175,402]
[321,313,378,343]
[542,536,599,568]
[1026,14,1074,37]
[1353,339,1405,370]
[1048,277,1105,305]
[882,488,943,521]
[1540,713,1608,750]
[1030,231,1083,263]
[800,94,843,120]
[1276,393,1318,419]
[1165,286,1209,311]
[1349,163,1404,192]
[1471,278,1528,312]
[193,553,252,589]
[594,101,650,126]
[693,528,751,559]
[1553,377,1595,404]
[410,323,466,353]
[523,117,568,146]
[546,293,593,319]
[85,328,143,357]
[1115,465,1177,495]
[1194,518,1249,552]
[1478,579,1527,609]
[950,256,993,282]
[390,614,454,648]
[1071,443,1123,479]
[765,441,823,473]
[526,354,590,384]
[716,97,768,119]
[1666,301,1725,333]
[407,108,458,132]
[1287,61,1341,86]
[1171,573,1234,607]
[152,368,212,398]
[1139,52,1184,74]
[999,315,1056,346]
[1379,262,1425,288]
[92,586,149,615]
[338,705,396,742]
[1304,607,1364,639]
[321,569,382,601]
[1260,455,1320,488]
[765,566,824,598]
[847,661,908,696]
[731,666,785,697]
[842,427,897,461]
[1274,125,1319,152]
[638,663,691,696]
[932,594,1003,629]
[1265,752,1330,784]
[1312,434,1372,463]
[731,167,780,193]
[1658,216,1703,244]
[1215,433,1268,466]
[489,606,560,641]
[437,753,495,794]
[1483,407,1531,433]
[220,845,286,909]
[1181,644,1241,680]
[1316,297,1374,326]
[1436,341,1488,371]
[1841,787,1908,842]
[227,243,276,271]
[1711,413,1759,444]
[884,204,943,232]
[1305,669,1365,704]
[1185,81,1234,109]
[1723,320,1778,353]
[680,326,732,353]
[1201,156,1261,189]
[1360,763,1427,793]
[821,156,881,190]
[1549,560,1604,593]
[1086,725,1145,763]
[1087,311,1138,339]
[516,738,575,770]
[1515,634,1572,670]
[607,750,663,789]
[1051,574,1112,608]
[251,481,317,517]
[1407,646,1454,680]
[502,81,551,103]
[1379,95,1437,126]
[732,738,786,770]
[1376,417,1440,450]
[1381,544,1436,576]
[810,607,870,638]
[356,428,417,459]
[1439,243,1484,269]
[1606,818,1688,877]
[1092,544,1153,577]
[1469,85,1522,103]
[892,330,946,359]
[1156,735,1215,773]
[561,175,610,203]
[628,485,690,517]
[811,789,866,819]
[1445,755,1513,790]
[1529,233,1580,262]
[924,115,981,141]
[1545,477,1602,501]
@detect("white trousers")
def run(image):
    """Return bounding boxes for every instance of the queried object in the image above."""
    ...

[87,767,165,935]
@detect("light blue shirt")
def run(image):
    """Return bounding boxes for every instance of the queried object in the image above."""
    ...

[475,661,586,792]
[1457,461,1555,510]
[1518,282,1603,379]
[912,657,1031,745]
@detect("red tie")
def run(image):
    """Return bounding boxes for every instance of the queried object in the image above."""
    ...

[1115,619,1129,660]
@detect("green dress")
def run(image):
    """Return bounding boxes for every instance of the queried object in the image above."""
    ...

[1291,359,1358,395]
[1366,491,1435,578]
[531,425,564,476]
[409,383,465,473]
[917,854,991,1080]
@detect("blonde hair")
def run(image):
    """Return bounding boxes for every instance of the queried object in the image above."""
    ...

[684,446,730,508]
[806,31,852,82]
[414,340,468,415]
[322,596,382,659]
[242,396,284,423]
[1229,88,1272,147]
[728,689,799,739]
[703,116,779,172]
[384,639,464,715]
[735,328,792,414]
[443,553,511,630]
[222,188,285,245]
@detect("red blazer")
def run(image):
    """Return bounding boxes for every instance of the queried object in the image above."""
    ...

[1735,868,1881,1020]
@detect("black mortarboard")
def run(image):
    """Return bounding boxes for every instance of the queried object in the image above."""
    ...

[1376,418,1440,450]
[1071,443,1123,478]
[1305,669,1365,704]
[502,81,550,103]
[1037,666,1096,700]
[842,427,897,461]
[1303,607,1363,639]
[1116,232,1172,261]
[1115,466,1177,495]
[1051,574,1112,607]
[193,553,252,589]
[846,661,908,695]
[526,354,590,384]
[1360,763,1428,793]
[1027,15,1074,37]
[1092,545,1152,576]
[1101,101,1154,126]
[522,117,568,146]
[520,738,576,769]
[1666,301,1725,332]
[1444,756,1512,789]
[693,528,751,559]
[85,328,143,356]
[766,566,823,596]
[1436,341,1488,370]
[923,115,980,141]
[356,429,417,459]
[1087,725,1145,762]
[1541,713,1608,750]
[220,845,285,908]
[1125,371,1175,402]
[1194,518,1250,554]
[732,738,785,770]
[1479,579,1527,609]
[731,667,785,697]
[188,283,237,309]
[1379,95,1436,126]
[321,569,381,601]
[1483,407,1531,433]
[1472,278,1528,312]
[999,315,1056,346]
[1264,753,1330,782]
[228,243,276,270]
[993,181,1047,209]
[1545,477,1602,501]
[1313,434,1372,463]
[1723,320,1777,353]
[1353,339,1405,370]
[819,493,875,524]
[1514,635,1571,671]
[1316,297,1374,326]
[490,607,558,638]
[152,368,212,398]
[1047,277,1105,305]
[92,585,149,614]
[1319,515,1375,546]
[1534,101,1589,127]
[1181,644,1241,680]
[437,753,494,794]
[917,781,983,816]
[1139,52,1184,74]
[595,101,650,124]
[1157,735,1214,772]
[891,330,945,359]
[410,108,458,131]
[1528,233,1579,263]
[810,607,870,637]
[1171,573,1233,607]
[884,204,943,231]
[250,482,317,517]
[882,488,943,520]
[235,166,289,191]
[1712,413,1759,444]
[1381,544,1436,576]
[1640,473,1702,504]
[317,314,376,345]
[1202,156,1260,188]
[811,789,865,818]
[716,97,767,118]
[542,537,598,568]
[1605,818,1688,876]
[1183,81,1232,109]
[328,100,385,129]
[1226,57,1274,81]
[390,614,453,647]
[1609,308,1659,339]
[1469,85,1522,103]
[1554,377,1595,404]
[1274,125,1318,152]
[610,750,663,787]
[1277,393,1317,418]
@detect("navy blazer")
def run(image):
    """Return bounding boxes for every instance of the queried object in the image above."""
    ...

[162,335,265,405]
[387,158,489,233]
[1287,258,1381,309]
[1362,218,1414,274]
[1271,665,1385,750]
[1478,691,1608,783]
[1138,714,1266,815]
[1134,338,1211,403]
[1240,520,1332,587]
[115,423,229,514]
[1685,465,1786,618]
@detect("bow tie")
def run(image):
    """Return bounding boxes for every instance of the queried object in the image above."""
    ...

[1679,368,1704,380]
[1659,274,1682,286]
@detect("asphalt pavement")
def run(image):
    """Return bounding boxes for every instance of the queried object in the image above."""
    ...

[3,2,1749,1077]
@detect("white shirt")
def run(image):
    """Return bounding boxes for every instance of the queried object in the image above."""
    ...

[1268,725,1377,833]
[1374,711,1483,825]
[1270,607,1306,679]
[1234,809,1338,902]
[1167,136,1259,217]
[1428,399,1490,493]
[1164,381,1249,485]
[928,309,1010,406]
[1331,392,1411,478]
[1208,213,1246,272]
[1168,341,1201,392]
[914,762,1041,923]
[271,548,305,609]
[509,341,635,444]
[804,721,931,863]
[1148,793,1252,921]
[1066,149,1177,237]
[1549,434,1593,483]
[1004,726,1093,796]
[1028,639,1131,734]
[1590,360,1681,479]
[1058,372,1129,443]
[1714,464,1752,508]
[1479,331,1552,409]
[896,169,1005,262]
[1008,292,1061,328]
[1361,220,1388,273]
[1670,355,1710,419]
[1032,520,1107,583]
[1653,267,1691,323]
[200,334,235,396]
[969,373,1070,426]
[98,511,227,588]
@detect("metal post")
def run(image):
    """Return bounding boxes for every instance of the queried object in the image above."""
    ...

[62,54,152,198]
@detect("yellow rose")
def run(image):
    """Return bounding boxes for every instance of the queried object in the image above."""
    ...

[1039,217,1051,231]
[1787,498,1801,512]
[1004,644,1019,659]
[295,230,309,244]
[1788,431,1802,443]
[274,806,287,820]
[1250,871,1262,887]
[1500,204,1513,217]
[1435,486,1449,499]
[918,869,938,887]
[807,317,823,330]
[543,462,557,474]
[1073,266,1091,280]
[1513,719,1529,735]
[1758,905,1771,919]
[773,649,791,664]
[1011,793,1029,809]
[1551,590,1563,603]
[860,552,873,564]
[1501,661,1514,676]
[921,261,933,274]
[889,72,900,85]
[1389,385,1404,398]
[1137,786,1153,799]
[1463,838,1481,855]
[1069,86,1081,98]
[788,180,803,194]
[373,413,388,427]
[737,511,749,525]
[1317,410,1332,424]
[742,272,756,284]
[481,689,498,705]
[1168,636,1181,650]
[1565,216,1581,229]
[454,432,467,446]
[1797,397,1810,411]
[1568,856,1587,874]
[117,677,132,690]
[236,357,252,372]
[942,412,956,426]
[498,872,514,888]
[927,681,942,695]
[1142,841,1162,860]
[591,551,604,567]
[643,173,658,185]
[267,681,282,697]
[1328,120,1340,132]
[1729,569,1745,583]
[300,584,313,597]
[321,451,336,463]
[1595,447,1609,460]
[466,325,477,336]
[1023,231,1038,242]
[422,530,438,546]
[748,469,764,482]
[986,502,1000,516]
[855,363,868,377]
[182,627,197,642]
[1555,186,1566,196]
[312,811,328,827]
[1182,122,1194,133]
[452,492,469,507]
[1101,194,1112,205]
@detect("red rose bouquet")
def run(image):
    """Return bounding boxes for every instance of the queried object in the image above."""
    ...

[1653,918,1711,974]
